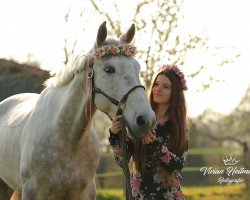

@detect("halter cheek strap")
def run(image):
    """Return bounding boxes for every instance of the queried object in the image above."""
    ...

[93,85,145,114]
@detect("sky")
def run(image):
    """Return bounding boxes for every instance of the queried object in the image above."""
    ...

[0,0,249,117]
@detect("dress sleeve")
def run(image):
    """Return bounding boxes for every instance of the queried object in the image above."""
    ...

[108,130,134,168]
[152,129,189,172]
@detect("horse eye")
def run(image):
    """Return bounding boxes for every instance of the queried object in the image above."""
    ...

[104,66,115,74]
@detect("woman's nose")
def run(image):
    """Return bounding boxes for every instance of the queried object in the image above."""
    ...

[156,86,161,91]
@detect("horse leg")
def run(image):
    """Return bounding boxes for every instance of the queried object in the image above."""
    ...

[21,181,36,200]
[10,191,21,200]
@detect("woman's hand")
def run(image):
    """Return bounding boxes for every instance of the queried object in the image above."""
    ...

[142,130,156,144]
[110,115,123,134]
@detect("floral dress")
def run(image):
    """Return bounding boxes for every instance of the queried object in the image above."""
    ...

[109,120,189,200]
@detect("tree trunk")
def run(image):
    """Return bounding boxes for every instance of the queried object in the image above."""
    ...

[243,142,250,189]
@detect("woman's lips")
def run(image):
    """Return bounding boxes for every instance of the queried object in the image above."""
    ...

[154,93,162,97]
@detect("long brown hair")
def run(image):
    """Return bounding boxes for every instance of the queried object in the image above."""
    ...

[132,66,188,174]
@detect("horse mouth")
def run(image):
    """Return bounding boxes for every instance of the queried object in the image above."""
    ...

[125,122,145,141]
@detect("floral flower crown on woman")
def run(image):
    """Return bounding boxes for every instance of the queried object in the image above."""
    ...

[93,44,137,61]
[161,64,188,91]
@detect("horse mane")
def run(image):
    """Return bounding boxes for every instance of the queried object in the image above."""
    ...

[44,53,89,87]
[45,38,120,88]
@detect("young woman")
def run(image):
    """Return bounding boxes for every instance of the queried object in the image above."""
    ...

[109,65,189,200]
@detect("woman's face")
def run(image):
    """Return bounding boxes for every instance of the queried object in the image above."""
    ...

[152,74,172,106]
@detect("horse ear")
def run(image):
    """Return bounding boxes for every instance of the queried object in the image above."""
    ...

[96,21,107,46]
[119,23,135,44]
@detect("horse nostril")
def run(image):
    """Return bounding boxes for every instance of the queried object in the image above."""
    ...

[136,115,146,127]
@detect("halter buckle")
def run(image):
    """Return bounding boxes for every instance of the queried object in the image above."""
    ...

[118,101,126,111]
[88,68,93,79]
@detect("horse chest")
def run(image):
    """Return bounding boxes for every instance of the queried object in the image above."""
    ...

[35,142,99,182]
[31,145,99,198]
[21,129,99,197]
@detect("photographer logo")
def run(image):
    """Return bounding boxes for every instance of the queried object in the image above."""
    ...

[222,154,239,166]
[200,154,250,185]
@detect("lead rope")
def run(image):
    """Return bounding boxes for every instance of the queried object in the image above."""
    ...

[116,108,133,200]
[120,126,133,200]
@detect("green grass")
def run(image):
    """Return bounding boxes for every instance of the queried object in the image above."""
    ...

[183,184,248,200]
[96,171,122,178]
[96,165,230,178]
[96,189,124,200]
[188,147,242,155]
[96,184,248,200]
[100,147,243,157]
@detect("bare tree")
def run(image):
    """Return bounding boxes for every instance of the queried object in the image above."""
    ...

[63,3,89,66]
[196,88,250,189]
[63,6,78,66]
[88,0,239,89]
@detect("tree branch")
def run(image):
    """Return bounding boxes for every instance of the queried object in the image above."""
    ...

[89,0,121,35]
[202,123,245,146]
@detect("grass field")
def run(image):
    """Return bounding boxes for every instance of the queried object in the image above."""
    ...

[96,147,248,199]
[96,184,248,200]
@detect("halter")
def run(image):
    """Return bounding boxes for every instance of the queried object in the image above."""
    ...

[87,46,144,200]
[88,62,145,117]
[87,44,145,121]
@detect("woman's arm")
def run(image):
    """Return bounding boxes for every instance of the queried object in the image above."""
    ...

[157,143,188,172]
[109,130,134,168]
[153,130,189,172]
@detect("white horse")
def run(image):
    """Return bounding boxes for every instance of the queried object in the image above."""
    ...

[0,22,156,200]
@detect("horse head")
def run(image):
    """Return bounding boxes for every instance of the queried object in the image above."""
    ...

[90,22,156,139]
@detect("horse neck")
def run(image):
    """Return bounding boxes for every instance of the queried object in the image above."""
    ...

[53,71,96,145]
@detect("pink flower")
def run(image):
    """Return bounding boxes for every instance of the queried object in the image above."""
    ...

[93,44,137,61]
[111,47,117,54]
[172,66,177,71]
[95,52,100,59]
[162,154,171,163]
[161,146,171,163]
[130,178,141,189]
[176,191,185,200]
[160,64,188,91]
[130,174,142,189]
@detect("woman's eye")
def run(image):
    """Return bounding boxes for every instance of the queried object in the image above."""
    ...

[104,66,115,74]
[164,85,171,89]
